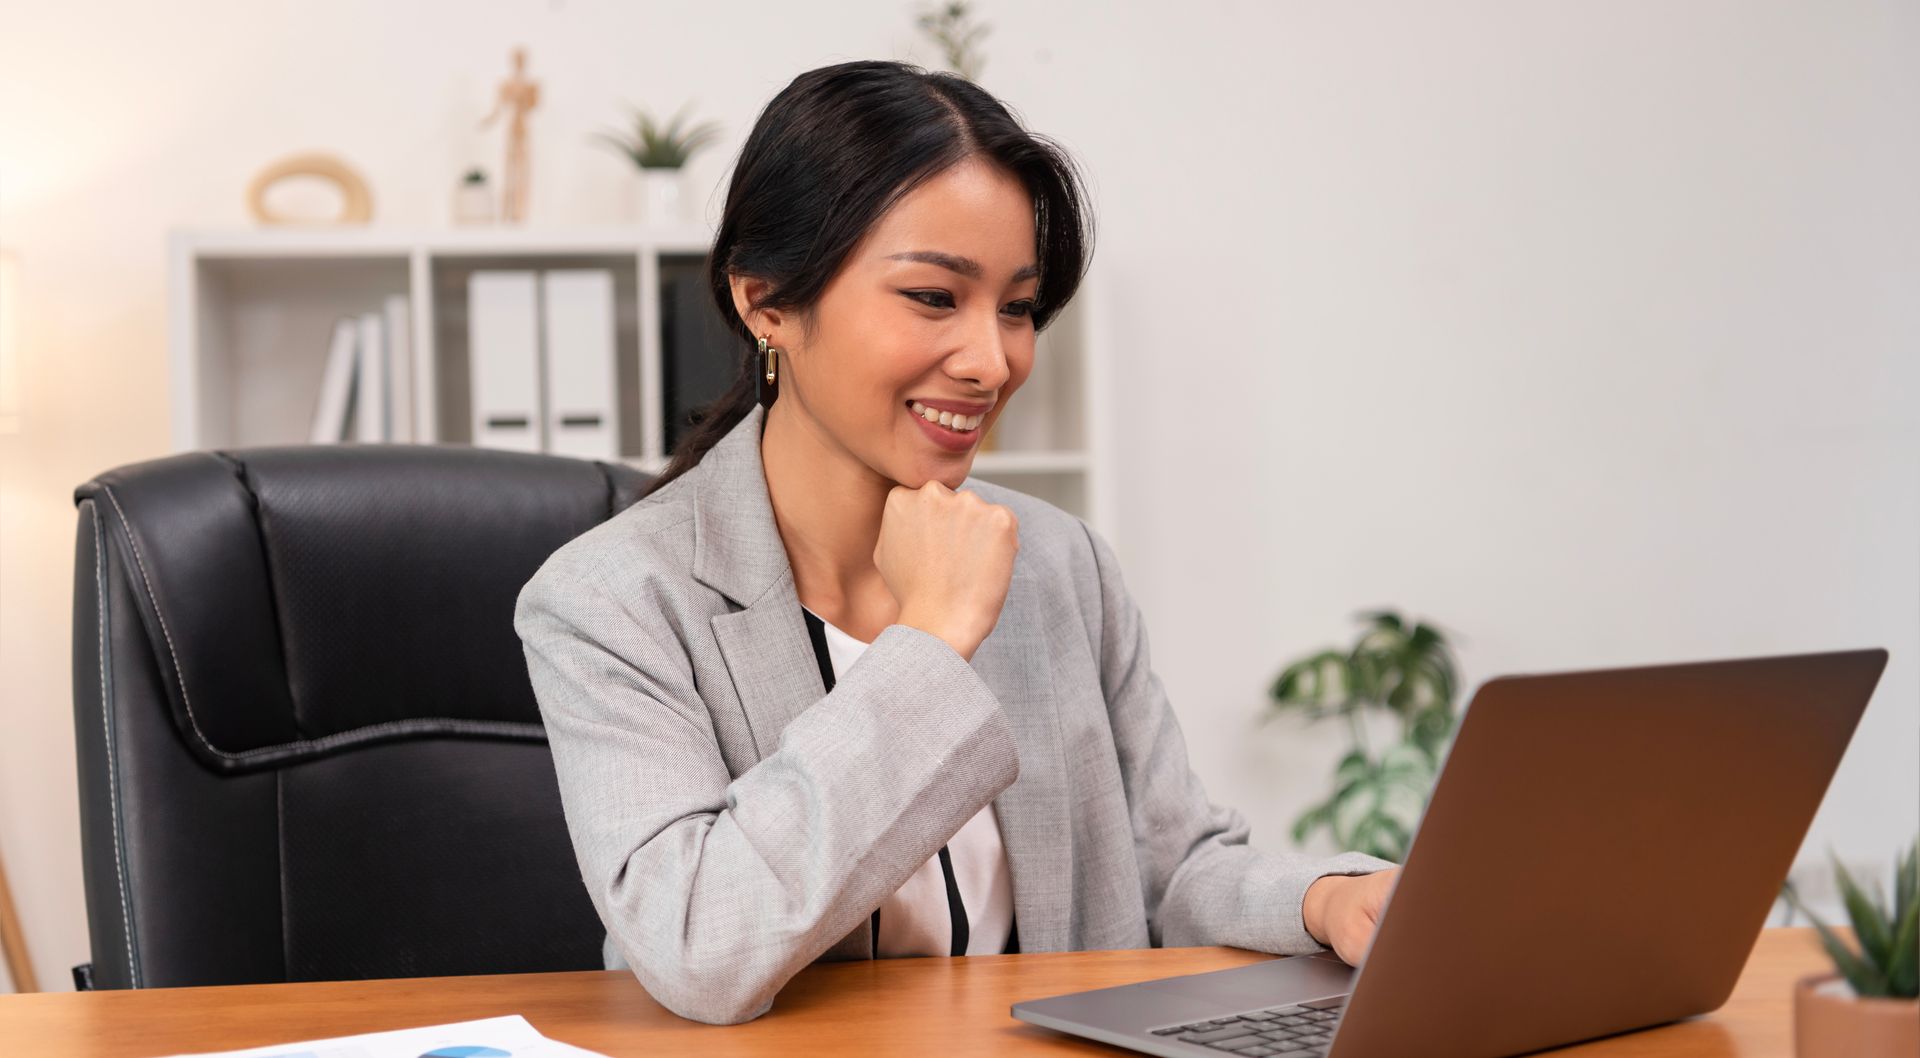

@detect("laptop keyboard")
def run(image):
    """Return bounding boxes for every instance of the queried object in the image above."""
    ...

[1146,994,1347,1056]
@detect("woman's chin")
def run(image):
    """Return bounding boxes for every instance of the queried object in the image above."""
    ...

[894,460,973,492]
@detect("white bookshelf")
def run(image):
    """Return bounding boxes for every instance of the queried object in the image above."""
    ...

[167,226,1114,535]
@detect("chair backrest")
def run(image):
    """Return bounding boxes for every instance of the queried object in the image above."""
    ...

[71,443,652,989]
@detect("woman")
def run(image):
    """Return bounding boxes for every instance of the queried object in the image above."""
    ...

[513,59,1398,1026]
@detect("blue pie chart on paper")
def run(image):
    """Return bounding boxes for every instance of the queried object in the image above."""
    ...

[418,1048,512,1058]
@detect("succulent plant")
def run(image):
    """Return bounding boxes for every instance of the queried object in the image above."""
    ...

[1783,839,1919,999]
[1267,610,1462,862]
[596,101,723,170]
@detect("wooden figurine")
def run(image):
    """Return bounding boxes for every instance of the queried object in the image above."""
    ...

[478,47,540,223]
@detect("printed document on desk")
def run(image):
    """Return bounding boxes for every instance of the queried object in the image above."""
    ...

[156,1014,610,1058]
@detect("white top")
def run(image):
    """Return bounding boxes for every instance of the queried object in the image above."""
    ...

[803,606,1016,957]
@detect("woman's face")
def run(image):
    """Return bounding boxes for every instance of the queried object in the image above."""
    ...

[755,157,1040,490]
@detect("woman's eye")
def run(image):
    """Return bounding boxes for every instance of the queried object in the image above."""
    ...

[903,290,1035,320]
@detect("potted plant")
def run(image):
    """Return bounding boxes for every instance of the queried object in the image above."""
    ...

[453,166,493,225]
[595,101,722,224]
[1782,840,1918,1056]
[1265,610,1462,862]
[916,1,991,82]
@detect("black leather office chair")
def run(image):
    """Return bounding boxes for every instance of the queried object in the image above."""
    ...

[70,444,651,989]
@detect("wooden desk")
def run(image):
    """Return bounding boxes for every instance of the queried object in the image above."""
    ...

[1,928,1828,1057]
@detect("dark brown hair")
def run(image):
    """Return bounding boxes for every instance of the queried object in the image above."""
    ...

[643,58,1095,497]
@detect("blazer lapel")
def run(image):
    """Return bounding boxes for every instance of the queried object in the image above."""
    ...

[688,403,1071,956]
[693,406,867,957]
[690,404,825,764]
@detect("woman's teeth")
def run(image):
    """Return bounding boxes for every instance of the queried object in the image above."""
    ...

[909,400,983,432]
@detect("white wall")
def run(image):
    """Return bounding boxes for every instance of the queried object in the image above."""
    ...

[1,0,1913,991]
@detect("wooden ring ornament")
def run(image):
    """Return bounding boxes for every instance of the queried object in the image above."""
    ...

[246,152,374,225]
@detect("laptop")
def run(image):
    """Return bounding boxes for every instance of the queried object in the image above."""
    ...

[1011,647,1888,1058]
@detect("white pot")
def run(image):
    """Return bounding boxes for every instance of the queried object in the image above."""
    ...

[453,182,494,225]
[633,167,688,224]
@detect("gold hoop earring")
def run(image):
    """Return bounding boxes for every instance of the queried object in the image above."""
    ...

[761,334,778,385]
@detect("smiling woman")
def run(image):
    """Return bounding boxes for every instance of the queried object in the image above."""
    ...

[645,59,1093,496]
[513,58,1395,1028]
[754,156,1047,475]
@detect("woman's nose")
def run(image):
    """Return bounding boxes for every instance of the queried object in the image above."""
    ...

[950,312,1012,390]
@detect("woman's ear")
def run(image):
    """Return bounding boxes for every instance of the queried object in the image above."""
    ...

[728,272,787,340]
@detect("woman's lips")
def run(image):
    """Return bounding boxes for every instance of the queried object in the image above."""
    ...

[907,402,981,452]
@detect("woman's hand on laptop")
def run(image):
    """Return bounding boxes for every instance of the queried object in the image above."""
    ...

[1302,868,1399,967]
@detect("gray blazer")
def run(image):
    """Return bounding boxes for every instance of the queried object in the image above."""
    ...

[512,404,1392,1024]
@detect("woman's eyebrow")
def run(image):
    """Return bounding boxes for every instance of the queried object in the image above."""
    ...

[886,250,1039,282]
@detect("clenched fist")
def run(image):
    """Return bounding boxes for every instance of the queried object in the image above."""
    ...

[873,480,1019,662]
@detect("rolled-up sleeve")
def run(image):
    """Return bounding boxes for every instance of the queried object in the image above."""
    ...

[1079,521,1393,954]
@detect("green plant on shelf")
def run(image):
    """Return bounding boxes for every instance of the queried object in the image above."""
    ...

[916,1,990,82]
[596,101,723,171]
[1265,610,1462,863]
[1782,839,1919,999]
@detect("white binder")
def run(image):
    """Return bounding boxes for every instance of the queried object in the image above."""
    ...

[384,293,414,443]
[353,310,386,442]
[309,317,358,444]
[540,269,619,461]
[468,270,543,452]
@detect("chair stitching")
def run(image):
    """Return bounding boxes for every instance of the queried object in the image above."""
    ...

[101,483,232,762]
[90,500,140,986]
